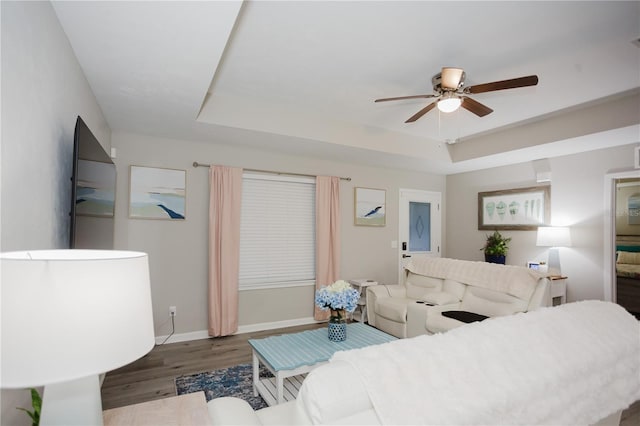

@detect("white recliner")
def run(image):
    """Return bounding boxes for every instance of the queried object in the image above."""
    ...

[367,257,550,338]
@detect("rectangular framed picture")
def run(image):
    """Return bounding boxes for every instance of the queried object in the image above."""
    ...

[478,186,550,230]
[527,261,540,270]
[129,166,186,220]
[355,187,386,226]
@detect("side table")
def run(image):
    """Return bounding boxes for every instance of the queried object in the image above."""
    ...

[348,279,378,323]
[103,391,212,426]
[549,276,567,306]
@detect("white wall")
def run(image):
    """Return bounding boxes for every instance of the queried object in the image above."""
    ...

[111,132,446,338]
[1,1,111,423]
[446,144,636,303]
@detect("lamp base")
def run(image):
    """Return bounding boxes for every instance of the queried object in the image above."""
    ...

[40,375,103,426]
[547,247,562,277]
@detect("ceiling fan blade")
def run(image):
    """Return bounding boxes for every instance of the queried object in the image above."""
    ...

[441,67,464,90]
[466,75,539,94]
[405,102,437,123]
[461,96,493,117]
[375,94,437,103]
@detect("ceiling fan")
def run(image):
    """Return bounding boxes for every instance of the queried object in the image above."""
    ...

[375,67,539,123]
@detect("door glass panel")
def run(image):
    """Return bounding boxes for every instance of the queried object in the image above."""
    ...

[409,202,430,252]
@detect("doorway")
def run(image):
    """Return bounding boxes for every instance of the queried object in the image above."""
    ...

[398,189,442,283]
[613,177,640,318]
[604,170,640,318]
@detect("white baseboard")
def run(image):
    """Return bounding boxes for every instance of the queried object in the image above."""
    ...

[155,316,319,345]
[155,329,210,345]
[236,316,319,334]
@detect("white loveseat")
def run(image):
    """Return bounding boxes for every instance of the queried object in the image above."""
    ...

[367,257,550,338]
[207,301,640,425]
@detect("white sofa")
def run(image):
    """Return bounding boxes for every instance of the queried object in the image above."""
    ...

[207,301,640,425]
[367,257,550,338]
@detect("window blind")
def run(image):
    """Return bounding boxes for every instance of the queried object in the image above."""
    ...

[239,173,316,290]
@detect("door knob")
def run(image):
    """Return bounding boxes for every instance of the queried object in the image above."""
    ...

[402,254,412,258]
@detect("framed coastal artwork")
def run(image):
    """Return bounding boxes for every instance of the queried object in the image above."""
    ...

[478,186,550,230]
[355,187,386,226]
[129,166,186,220]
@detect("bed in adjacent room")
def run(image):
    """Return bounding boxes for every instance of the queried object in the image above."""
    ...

[615,241,640,317]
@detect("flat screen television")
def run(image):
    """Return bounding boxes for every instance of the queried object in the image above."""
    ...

[69,116,116,249]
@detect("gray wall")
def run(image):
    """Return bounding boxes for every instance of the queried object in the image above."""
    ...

[111,132,446,338]
[446,144,637,302]
[1,1,111,424]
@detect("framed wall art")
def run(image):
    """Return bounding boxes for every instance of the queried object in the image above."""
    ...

[129,166,186,220]
[478,186,550,230]
[355,187,386,226]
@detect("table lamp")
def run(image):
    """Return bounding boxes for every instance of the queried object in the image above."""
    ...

[536,226,572,276]
[1,250,155,425]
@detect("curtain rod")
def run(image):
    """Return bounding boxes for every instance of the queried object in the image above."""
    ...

[192,162,351,181]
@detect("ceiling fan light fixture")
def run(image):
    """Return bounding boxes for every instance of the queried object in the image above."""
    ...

[437,93,462,113]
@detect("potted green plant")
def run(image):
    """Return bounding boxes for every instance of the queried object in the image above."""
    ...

[481,230,511,264]
[17,388,41,426]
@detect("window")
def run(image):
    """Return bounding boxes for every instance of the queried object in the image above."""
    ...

[239,173,315,290]
[408,201,431,252]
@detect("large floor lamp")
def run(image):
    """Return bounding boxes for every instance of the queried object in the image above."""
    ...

[1,250,155,425]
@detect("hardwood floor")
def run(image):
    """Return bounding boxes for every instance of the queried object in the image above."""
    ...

[102,323,640,425]
[101,322,323,410]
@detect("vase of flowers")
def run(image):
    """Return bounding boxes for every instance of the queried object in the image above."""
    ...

[315,280,359,342]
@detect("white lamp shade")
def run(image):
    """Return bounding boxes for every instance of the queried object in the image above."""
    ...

[437,96,462,113]
[1,250,155,388]
[536,226,572,247]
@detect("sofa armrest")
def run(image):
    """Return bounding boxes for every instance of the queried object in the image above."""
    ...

[208,397,263,425]
[407,301,462,337]
[424,303,474,334]
[528,277,551,310]
[366,285,406,327]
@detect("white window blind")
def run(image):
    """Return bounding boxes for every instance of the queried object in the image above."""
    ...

[239,173,316,290]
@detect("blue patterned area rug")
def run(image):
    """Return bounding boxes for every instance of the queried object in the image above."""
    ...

[175,364,270,410]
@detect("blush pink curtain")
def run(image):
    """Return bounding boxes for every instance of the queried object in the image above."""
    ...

[315,176,341,321]
[208,166,243,337]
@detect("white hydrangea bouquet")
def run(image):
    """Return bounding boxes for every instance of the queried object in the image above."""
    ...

[315,279,360,322]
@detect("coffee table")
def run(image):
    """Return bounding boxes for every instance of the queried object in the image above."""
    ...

[248,322,396,406]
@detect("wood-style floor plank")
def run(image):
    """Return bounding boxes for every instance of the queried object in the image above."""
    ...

[101,323,323,410]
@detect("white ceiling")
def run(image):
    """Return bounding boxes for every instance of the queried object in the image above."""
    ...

[52,1,640,175]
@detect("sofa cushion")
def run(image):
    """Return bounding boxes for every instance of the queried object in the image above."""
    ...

[441,310,489,323]
[423,291,460,306]
[376,297,412,322]
[442,279,467,301]
[405,273,443,299]
[460,291,525,317]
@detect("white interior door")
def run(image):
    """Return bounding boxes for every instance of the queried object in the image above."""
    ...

[399,189,442,283]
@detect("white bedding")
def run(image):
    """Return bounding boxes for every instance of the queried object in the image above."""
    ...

[616,262,640,279]
[331,301,640,425]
